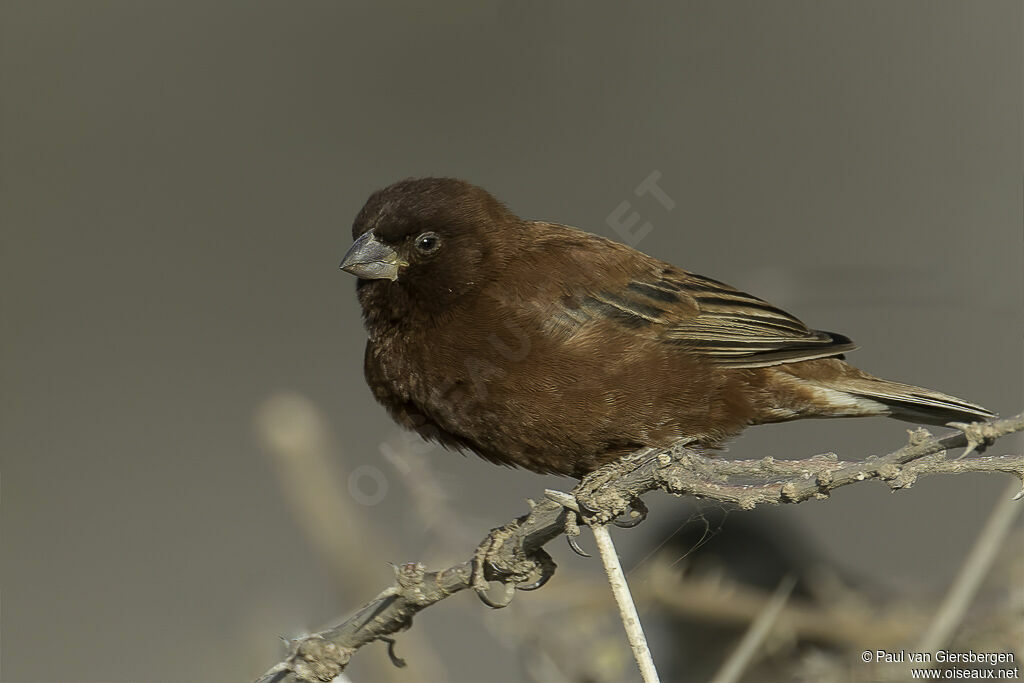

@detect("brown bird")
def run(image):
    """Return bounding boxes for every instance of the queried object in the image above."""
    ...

[340,177,994,477]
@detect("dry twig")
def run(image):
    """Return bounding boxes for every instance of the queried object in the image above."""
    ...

[255,413,1024,683]
[591,523,661,682]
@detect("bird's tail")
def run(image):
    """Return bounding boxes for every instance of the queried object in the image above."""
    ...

[767,360,997,426]
[837,376,995,425]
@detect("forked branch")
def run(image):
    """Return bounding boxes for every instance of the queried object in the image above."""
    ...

[256,413,1024,683]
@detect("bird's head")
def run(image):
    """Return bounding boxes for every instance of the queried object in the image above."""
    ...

[341,177,517,315]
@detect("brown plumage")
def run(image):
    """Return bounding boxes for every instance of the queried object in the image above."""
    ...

[340,177,995,477]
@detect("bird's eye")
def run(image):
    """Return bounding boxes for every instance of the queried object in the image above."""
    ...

[414,232,441,255]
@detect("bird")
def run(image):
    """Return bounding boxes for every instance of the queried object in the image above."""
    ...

[340,177,995,478]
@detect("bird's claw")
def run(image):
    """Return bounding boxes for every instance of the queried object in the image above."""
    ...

[612,498,649,528]
[948,421,997,459]
[472,537,518,608]
[515,549,557,591]
[544,488,593,556]
[564,512,591,556]
[565,532,591,557]
[576,497,601,518]
[474,579,516,608]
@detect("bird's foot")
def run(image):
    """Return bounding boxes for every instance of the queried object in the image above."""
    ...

[948,421,999,459]
[573,446,662,526]
[544,487,649,556]
[471,525,559,608]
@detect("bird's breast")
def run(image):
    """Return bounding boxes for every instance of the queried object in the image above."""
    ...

[361,303,762,476]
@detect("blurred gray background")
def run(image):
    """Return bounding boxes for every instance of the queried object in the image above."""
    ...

[2,2,1021,682]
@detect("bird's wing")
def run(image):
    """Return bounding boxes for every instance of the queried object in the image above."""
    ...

[546,265,857,369]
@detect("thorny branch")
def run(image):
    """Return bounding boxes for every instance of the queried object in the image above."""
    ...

[255,413,1024,683]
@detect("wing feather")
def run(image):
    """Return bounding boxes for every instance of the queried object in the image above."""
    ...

[551,268,856,368]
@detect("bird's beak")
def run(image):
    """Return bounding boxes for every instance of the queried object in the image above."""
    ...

[339,231,406,281]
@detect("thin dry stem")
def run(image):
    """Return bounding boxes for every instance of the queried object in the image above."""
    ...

[592,524,661,683]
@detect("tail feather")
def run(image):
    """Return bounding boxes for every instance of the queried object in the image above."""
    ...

[769,359,997,427]
[817,369,997,426]
[844,381,996,426]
